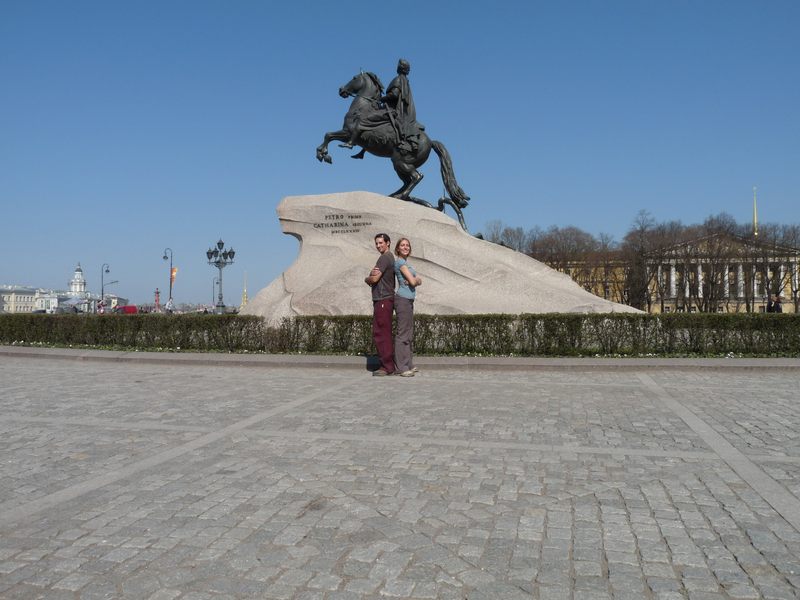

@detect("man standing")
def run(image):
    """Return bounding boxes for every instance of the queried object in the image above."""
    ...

[365,233,396,375]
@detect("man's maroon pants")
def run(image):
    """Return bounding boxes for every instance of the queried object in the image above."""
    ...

[373,297,395,373]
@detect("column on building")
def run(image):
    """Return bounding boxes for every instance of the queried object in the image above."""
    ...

[685,266,690,299]
[779,264,786,296]
[723,264,730,298]
[669,263,676,297]
[737,264,744,297]
[657,265,662,297]
[696,263,703,299]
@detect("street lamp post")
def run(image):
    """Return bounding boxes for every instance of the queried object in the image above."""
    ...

[162,248,174,303]
[206,239,235,314]
[100,263,110,303]
[212,277,220,307]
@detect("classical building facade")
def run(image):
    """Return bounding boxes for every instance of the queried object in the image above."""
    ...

[556,234,799,314]
[648,235,799,313]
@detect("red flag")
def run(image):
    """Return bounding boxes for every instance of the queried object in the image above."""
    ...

[170,267,178,283]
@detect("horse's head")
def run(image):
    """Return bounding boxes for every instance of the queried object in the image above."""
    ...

[339,71,383,100]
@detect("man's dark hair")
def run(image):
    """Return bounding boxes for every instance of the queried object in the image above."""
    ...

[375,233,391,243]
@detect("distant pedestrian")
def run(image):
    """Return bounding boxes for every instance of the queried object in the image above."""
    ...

[393,237,422,377]
[774,295,783,313]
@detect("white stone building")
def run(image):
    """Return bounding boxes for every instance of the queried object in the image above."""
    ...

[1,263,102,314]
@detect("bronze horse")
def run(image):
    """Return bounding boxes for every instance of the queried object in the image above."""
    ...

[316,71,470,228]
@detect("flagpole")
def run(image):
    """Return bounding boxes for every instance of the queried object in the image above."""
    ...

[753,186,758,238]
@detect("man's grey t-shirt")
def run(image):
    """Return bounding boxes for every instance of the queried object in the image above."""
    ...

[372,252,395,301]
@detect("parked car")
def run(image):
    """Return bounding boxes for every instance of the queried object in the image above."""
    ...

[113,305,139,314]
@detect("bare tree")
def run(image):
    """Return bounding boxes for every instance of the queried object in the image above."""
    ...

[483,220,503,244]
[684,214,743,313]
[621,211,657,310]
[525,226,545,256]
[646,220,685,312]
[500,226,528,252]
[587,233,622,300]
[530,226,597,272]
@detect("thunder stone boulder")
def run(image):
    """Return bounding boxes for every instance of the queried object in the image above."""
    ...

[241,192,640,323]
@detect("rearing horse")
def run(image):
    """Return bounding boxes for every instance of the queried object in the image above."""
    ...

[316,71,470,227]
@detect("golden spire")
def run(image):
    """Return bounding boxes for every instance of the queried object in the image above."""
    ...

[241,271,248,307]
[753,186,758,238]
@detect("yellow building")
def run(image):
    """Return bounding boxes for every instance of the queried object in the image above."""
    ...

[557,233,799,314]
[0,287,38,313]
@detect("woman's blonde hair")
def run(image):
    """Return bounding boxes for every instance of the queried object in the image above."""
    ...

[394,237,412,257]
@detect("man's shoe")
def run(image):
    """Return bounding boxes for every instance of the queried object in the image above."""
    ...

[411,366,419,373]
[372,369,390,377]
[399,370,415,377]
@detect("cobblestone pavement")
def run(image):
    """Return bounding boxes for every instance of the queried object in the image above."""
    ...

[2,354,800,599]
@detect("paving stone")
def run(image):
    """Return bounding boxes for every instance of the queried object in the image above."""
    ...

[2,357,800,599]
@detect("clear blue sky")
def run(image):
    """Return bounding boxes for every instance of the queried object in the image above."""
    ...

[2,1,798,305]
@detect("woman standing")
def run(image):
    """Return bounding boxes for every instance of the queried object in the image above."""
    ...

[394,237,422,377]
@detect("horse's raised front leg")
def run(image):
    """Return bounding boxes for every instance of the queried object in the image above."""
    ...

[316,129,349,164]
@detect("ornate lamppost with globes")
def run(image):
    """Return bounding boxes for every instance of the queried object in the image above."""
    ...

[206,239,235,314]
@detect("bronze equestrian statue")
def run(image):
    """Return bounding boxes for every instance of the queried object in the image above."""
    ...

[316,59,471,229]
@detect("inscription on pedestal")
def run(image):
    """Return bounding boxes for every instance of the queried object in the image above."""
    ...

[312,213,373,235]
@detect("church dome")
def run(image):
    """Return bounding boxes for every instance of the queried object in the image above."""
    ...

[69,262,87,294]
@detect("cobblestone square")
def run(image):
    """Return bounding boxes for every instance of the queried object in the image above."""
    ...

[2,351,800,599]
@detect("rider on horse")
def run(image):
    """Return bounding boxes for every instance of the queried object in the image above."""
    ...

[342,59,425,158]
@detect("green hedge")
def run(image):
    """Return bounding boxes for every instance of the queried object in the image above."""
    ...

[1,313,798,356]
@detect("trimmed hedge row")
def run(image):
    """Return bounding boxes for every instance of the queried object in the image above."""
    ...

[0,314,270,353]
[0,313,798,356]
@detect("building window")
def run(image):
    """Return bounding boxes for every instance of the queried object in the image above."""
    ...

[663,306,671,313]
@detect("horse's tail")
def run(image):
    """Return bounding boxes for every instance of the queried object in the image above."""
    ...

[431,140,470,208]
